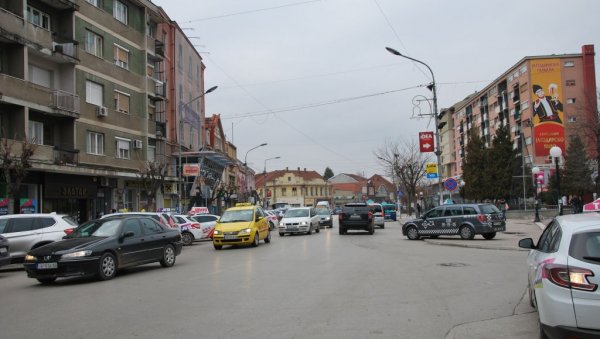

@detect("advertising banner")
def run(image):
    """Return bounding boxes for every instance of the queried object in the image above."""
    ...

[0,198,9,215]
[20,199,37,214]
[419,132,434,153]
[183,164,200,176]
[531,58,565,157]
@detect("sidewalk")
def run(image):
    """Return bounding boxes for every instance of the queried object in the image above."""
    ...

[396,213,548,251]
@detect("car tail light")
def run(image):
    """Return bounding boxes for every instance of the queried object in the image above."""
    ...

[368,211,373,219]
[339,213,345,221]
[476,214,486,222]
[543,263,597,292]
[64,228,75,235]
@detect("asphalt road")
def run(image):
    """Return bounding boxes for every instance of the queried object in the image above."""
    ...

[0,217,540,339]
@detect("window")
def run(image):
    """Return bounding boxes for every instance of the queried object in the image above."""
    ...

[29,121,44,145]
[26,6,50,30]
[564,61,575,67]
[566,80,576,86]
[292,187,297,196]
[29,64,51,88]
[113,44,129,69]
[522,100,529,109]
[116,137,130,159]
[147,146,155,162]
[10,218,35,232]
[141,218,163,234]
[86,80,103,106]
[281,188,287,197]
[568,116,577,123]
[567,98,576,104]
[178,44,183,68]
[86,0,99,6]
[87,131,104,155]
[519,65,527,75]
[122,219,141,237]
[113,0,128,24]
[114,90,130,113]
[85,30,103,57]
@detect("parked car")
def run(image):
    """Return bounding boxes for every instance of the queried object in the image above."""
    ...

[315,208,333,228]
[518,214,600,339]
[264,210,279,230]
[369,203,385,228]
[23,215,183,284]
[401,203,505,240]
[212,203,271,250]
[0,213,78,263]
[338,202,375,235]
[279,207,321,236]
[172,215,202,246]
[0,235,10,267]
[189,214,219,240]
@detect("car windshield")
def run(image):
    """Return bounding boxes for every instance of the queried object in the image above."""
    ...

[174,216,187,223]
[285,209,309,218]
[315,209,330,216]
[66,219,121,238]
[220,210,254,223]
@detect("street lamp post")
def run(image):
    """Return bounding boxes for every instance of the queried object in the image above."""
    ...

[178,85,218,213]
[532,166,541,222]
[549,146,563,216]
[386,47,443,206]
[263,156,280,208]
[244,143,267,203]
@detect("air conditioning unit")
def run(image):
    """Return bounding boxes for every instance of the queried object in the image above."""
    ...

[134,139,143,149]
[96,106,108,117]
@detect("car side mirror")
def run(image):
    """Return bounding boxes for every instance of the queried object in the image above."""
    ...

[518,238,535,249]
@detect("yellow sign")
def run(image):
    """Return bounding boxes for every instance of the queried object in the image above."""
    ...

[426,163,438,174]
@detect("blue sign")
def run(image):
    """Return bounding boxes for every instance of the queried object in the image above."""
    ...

[426,173,438,179]
[397,191,404,198]
[444,178,458,191]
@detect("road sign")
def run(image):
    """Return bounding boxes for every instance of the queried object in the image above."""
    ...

[419,132,434,153]
[444,178,458,191]
[426,173,438,179]
[425,163,437,174]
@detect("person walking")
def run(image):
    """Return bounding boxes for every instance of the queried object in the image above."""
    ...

[570,195,581,214]
[416,202,422,218]
[499,198,508,220]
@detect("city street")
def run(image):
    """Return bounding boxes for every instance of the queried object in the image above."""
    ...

[0,217,541,339]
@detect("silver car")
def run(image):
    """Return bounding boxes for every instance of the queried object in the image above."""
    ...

[279,207,320,236]
[0,213,78,263]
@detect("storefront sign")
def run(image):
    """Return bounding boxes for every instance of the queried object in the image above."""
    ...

[0,198,9,215]
[20,199,37,214]
[183,164,200,176]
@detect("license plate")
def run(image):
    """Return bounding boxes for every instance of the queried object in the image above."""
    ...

[350,215,361,220]
[493,222,502,226]
[493,227,504,232]
[37,262,57,269]
[0,247,6,254]
[224,235,238,240]
[288,227,298,231]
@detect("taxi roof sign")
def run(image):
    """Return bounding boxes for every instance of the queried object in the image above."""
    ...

[235,203,252,207]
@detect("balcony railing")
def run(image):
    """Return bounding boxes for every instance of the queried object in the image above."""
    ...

[53,146,79,165]
[51,90,80,113]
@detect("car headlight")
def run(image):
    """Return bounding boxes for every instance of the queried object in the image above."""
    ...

[239,228,252,234]
[300,221,308,226]
[25,254,36,261]
[213,230,221,235]
[61,250,92,259]
[325,217,331,221]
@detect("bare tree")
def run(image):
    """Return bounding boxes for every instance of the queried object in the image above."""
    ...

[138,161,168,212]
[576,90,600,193]
[375,139,429,216]
[0,137,37,214]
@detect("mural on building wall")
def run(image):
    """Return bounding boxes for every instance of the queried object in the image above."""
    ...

[531,58,565,157]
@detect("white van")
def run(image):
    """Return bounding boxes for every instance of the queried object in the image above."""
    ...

[316,201,331,210]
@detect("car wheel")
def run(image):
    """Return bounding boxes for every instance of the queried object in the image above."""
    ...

[97,252,117,280]
[315,225,320,233]
[307,227,312,235]
[214,244,223,250]
[538,315,549,339]
[37,277,57,284]
[459,225,475,240]
[528,283,536,308]
[160,244,176,267]
[279,232,285,237]
[482,232,496,240]
[339,225,345,235]
[264,229,271,243]
[380,224,385,229]
[269,221,275,231]
[181,232,194,246]
[251,232,259,247]
[368,224,375,235]
[406,226,420,240]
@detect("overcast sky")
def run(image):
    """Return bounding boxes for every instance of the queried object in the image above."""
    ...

[151,0,600,178]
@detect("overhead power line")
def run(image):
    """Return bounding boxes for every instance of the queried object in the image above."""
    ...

[181,0,321,23]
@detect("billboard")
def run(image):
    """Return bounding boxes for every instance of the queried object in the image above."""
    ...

[530,58,565,157]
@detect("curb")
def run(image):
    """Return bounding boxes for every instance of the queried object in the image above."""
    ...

[423,238,525,251]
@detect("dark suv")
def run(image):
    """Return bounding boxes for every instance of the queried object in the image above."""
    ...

[402,203,505,240]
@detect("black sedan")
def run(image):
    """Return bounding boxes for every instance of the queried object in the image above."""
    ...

[23,216,182,284]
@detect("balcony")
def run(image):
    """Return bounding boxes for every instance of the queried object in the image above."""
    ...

[155,40,165,58]
[51,90,80,118]
[53,146,79,165]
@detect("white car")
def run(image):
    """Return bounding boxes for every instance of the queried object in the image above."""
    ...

[519,214,600,339]
[188,214,219,242]
[265,210,279,230]
[369,203,385,228]
[278,207,320,236]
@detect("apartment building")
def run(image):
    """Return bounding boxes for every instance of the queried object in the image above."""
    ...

[447,45,597,190]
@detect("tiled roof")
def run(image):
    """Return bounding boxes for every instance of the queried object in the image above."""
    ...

[255,169,324,187]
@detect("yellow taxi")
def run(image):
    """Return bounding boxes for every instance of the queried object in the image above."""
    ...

[212,203,271,250]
